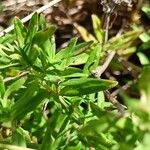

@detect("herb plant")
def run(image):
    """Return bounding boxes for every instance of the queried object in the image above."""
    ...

[0,4,150,149]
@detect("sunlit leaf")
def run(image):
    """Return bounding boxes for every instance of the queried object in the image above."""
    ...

[74,23,96,42]
[60,78,117,96]
[12,129,26,147]
[14,17,26,48]
[0,75,5,97]
[104,30,142,51]
[25,12,39,44]
[33,25,56,46]
[92,14,104,43]
[137,52,149,65]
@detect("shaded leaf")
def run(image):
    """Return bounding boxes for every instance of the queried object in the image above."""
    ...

[11,89,49,120]
[78,119,117,148]
[3,77,26,107]
[55,37,78,61]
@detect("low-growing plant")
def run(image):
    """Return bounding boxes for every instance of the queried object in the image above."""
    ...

[0,12,118,150]
[0,8,149,150]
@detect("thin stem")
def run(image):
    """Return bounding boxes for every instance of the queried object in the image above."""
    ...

[0,0,62,37]
[92,13,114,78]
[94,51,116,78]
[93,15,126,78]
[105,91,125,117]
[4,71,29,83]
[104,14,110,44]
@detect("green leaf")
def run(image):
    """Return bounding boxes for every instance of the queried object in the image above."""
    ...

[137,52,149,65]
[11,82,38,119]
[90,102,106,117]
[97,91,105,109]
[55,37,78,61]
[54,40,91,65]
[41,35,56,63]
[46,67,87,82]
[0,34,15,44]
[139,65,150,102]
[104,30,141,51]
[59,38,78,68]
[92,14,104,43]
[83,43,104,75]
[139,40,150,51]
[12,129,26,147]
[0,75,5,97]
[33,25,56,46]
[65,142,82,150]
[142,6,150,19]
[139,32,150,42]
[71,53,89,65]
[0,63,19,69]
[78,119,116,148]
[3,77,26,107]
[11,82,38,108]
[27,44,41,63]
[60,78,117,96]
[39,14,47,30]
[74,23,96,42]
[12,89,49,120]
[41,111,60,150]
[31,26,56,64]
[73,41,93,56]
[14,17,26,48]
[25,12,39,44]
[60,67,82,75]
[83,48,97,74]
[83,43,102,75]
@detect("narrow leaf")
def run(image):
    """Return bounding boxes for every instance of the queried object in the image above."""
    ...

[3,77,26,104]
[74,23,96,42]
[14,17,26,48]
[139,65,150,102]
[60,78,117,96]
[0,75,5,97]
[92,14,104,43]
[12,89,49,120]
[25,12,39,44]
[33,25,56,46]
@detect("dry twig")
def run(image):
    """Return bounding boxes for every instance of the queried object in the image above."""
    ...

[4,71,29,82]
[0,0,61,37]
